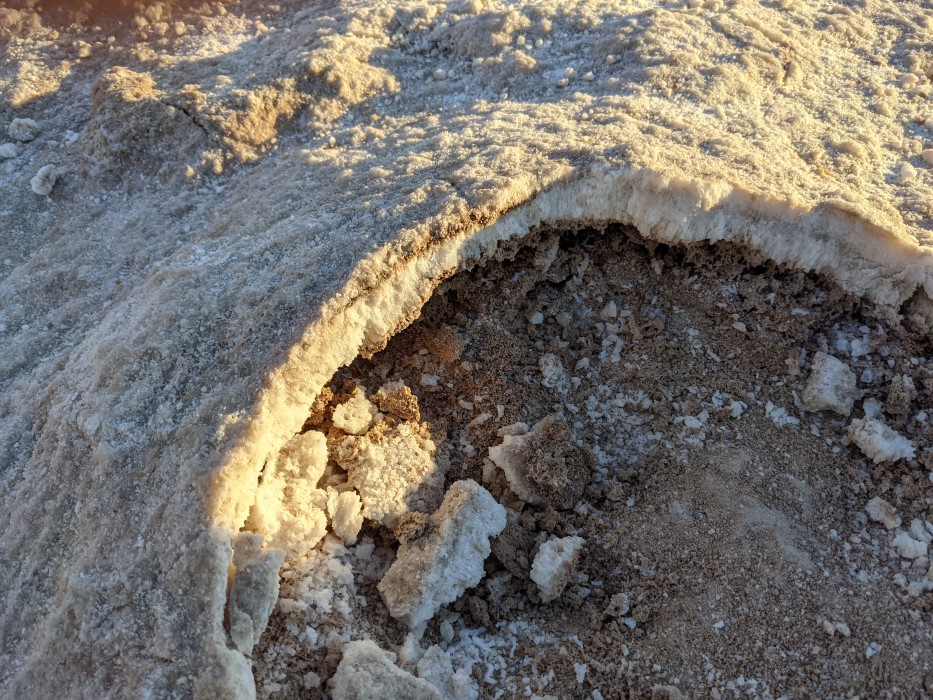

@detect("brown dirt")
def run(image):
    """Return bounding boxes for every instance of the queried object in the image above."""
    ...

[255,225,933,698]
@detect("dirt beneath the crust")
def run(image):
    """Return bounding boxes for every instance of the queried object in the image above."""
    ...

[252,226,933,699]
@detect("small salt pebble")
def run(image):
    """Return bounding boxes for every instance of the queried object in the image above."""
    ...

[0,143,20,159]
[433,68,447,81]
[899,163,917,182]
[922,149,933,166]
[30,165,57,196]
[581,71,594,82]
[9,118,40,142]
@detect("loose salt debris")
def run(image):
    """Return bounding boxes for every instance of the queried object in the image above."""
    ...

[600,301,618,320]
[530,311,544,325]
[530,535,584,603]
[417,645,479,700]
[539,353,571,393]
[246,430,329,556]
[765,401,799,427]
[378,480,506,629]
[848,418,915,464]
[574,662,588,683]
[329,640,441,700]
[865,642,882,659]
[0,143,20,159]
[226,532,286,654]
[893,532,928,559]
[30,165,57,196]
[335,421,443,528]
[802,352,857,416]
[8,118,40,142]
[822,619,851,637]
[866,496,901,530]
[899,163,917,182]
[332,387,379,435]
[922,149,933,166]
[328,490,364,545]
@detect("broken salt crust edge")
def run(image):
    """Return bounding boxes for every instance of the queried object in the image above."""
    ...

[206,165,933,695]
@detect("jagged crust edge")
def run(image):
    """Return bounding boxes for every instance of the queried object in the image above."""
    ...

[203,164,933,695]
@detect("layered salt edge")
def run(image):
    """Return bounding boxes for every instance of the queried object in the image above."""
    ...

[207,167,933,694]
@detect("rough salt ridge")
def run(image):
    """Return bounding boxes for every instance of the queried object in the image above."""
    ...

[2,0,933,696]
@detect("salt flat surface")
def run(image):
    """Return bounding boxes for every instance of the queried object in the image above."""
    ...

[1,0,932,696]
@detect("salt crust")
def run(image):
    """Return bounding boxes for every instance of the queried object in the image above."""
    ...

[4,0,933,696]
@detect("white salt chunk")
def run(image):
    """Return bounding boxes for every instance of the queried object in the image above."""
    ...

[530,535,584,603]
[329,640,441,700]
[0,143,20,159]
[893,532,928,559]
[378,480,506,629]
[539,353,570,393]
[866,496,900,530]
[335,421,443,528]
[328,490,364,545]
[30,165,57,196]
[9,118,40,142]
[332,387,379,435]
[848,418,915,463]
[802,352,856,416]
[246,430,329,556]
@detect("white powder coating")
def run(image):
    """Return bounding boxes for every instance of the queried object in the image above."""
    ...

[530,535,585,603]
[335,421,443,528]
[378,480,506,629]
[8,117,40,141]
[328,490,364,546]
[802,352,857,416]
[848,418,916,464]
[0,143,20,159]
[4,0,933,696]
[866,497,901,530]
[329,640,441,700]
[332,388,380,435]
[29,165,56,196]
[245,430,329,557]
[892,532,928,560]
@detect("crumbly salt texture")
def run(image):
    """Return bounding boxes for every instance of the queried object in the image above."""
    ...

[539,353,571,393]
[327,489,364,546]
[848,418,915,464]
[801,352,857,416]
[30,165,57,196]
[892,532,928,560]
[246,430,329,557]
[226,532,286,654]
[378,480,506,629]
[8,117,40,141]
[335,420,443,528]
[0,143,20,159]
[416,645,479,700]
[530,535,584,603]
[331,387,379,435]
[329,640,441,700]
[866,496,901,530]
